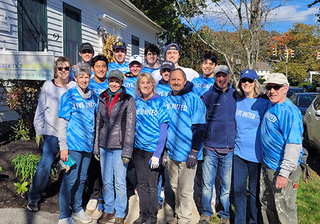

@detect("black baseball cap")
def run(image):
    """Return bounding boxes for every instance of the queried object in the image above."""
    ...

[80,43,94,53]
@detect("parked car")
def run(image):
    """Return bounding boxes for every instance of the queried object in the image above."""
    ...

[303,92,320,154]
[287,86,306,98]
[290,92,318,115]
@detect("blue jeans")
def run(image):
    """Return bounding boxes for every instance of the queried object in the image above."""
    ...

[202,149,233,218]
[233,155,261,224]
[59,150,92,219]
[29,135,59,202]
[100,148,128,218]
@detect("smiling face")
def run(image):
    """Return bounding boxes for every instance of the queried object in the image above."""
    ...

[75,73,90,92]
[113,49,126,64]
[160,68,171,82]
[170,70,186,95]
[139,77,154,99]
[92,60,107,82]
[266,84,288,104]
[56,61,71,81]
[129,62,142,77]
[146,51,158,65]
[166,49,180,66]
[79,50,93,63]
[241,78,255,97]
[108,77,123,93]
[215,72,230,92]
[201,59,216,78]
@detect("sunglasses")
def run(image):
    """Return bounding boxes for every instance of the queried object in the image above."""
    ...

[57,67,70,71]
[241,78,254,83]
[265,85,283,91]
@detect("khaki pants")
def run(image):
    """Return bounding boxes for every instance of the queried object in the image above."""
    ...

[167,157,197,224]
[260,163,301,224]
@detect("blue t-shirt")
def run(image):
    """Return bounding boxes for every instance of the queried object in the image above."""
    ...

[135,95,169,152]
[58,87,97,153]
[70,67,95,81]
[234,97,269,163]
[141,66,160,74]
[261,98,303,171]
[156,84,171,100]
[88,78,109,98]
[165,91,207,162]
[107,61,129,76]
[192,75,215,96]
[123,76,138,97]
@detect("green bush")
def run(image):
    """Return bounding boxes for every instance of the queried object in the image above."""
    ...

[12,153,41,183]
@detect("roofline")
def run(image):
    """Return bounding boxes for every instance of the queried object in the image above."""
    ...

[112,0,164,33]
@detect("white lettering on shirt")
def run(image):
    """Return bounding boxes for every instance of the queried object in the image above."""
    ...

[167,103,188,111]
[265,111,277,123]
[136,109,158,116]
[236,109,255,119]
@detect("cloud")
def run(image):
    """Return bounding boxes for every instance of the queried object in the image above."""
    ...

[269,5,319,23]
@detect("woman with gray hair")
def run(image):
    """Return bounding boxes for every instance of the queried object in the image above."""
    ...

[233,69,269,224]
[57,62,98,224]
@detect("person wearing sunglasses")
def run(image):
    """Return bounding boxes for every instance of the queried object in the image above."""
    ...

[27,57,76,212]
[233,69,269,224]
[260,73,303,224]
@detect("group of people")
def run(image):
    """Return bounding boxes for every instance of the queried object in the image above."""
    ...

[27,41,304,224]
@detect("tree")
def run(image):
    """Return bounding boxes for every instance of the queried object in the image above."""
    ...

[308,0,320,22]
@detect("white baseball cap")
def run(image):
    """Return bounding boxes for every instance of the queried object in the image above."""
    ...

[129,55,143,65]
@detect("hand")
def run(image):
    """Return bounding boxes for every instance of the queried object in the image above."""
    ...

[186,150,198,169]
[36,135,44,148]
[122,157,130,165]
[60,149,69,162]
[94,154,100,161]
[149,156,160,169]
[275,175,289,189]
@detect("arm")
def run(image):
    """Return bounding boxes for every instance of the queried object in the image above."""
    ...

[33,83,47,136]
[58,117,69,161]
[152,122,168,158]
[191,123,206,151]
[93,100,103,155]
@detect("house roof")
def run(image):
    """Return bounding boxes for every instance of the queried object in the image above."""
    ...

[256,61,272,71]
[112,0,164,33]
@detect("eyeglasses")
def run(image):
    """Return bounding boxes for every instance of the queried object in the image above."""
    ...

[57,67,70,71]
[265,85,283,91]
[241,78,254,83]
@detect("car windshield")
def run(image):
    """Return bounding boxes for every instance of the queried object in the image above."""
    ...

[296,95,317,107]
[287,88,305,98]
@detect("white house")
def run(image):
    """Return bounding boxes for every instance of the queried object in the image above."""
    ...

[0,0,164,64]
[255,61,273,80]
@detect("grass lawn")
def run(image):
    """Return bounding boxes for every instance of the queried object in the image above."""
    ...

[209,169,320,224]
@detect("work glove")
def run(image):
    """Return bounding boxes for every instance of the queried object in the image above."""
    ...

[36,134,44,148]
[186,150,198,169]
[122,157,130,165]
[94,154,100,161]
[149,156,160,169]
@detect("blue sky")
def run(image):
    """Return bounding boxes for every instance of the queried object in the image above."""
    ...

[188,0,319,33]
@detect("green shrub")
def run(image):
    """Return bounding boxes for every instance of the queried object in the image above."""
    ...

[14,181,28,195]
[12,153,41,183]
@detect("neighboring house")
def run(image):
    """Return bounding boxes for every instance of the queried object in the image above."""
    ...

[256,61,273,80]
[0,0,164,64]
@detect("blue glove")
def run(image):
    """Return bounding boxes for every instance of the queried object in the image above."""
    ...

[186,150,198,168]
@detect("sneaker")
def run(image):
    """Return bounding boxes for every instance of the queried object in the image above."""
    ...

[133,216,147,224]
[58,217,76,224]
[198,214,211,224]
[97,212,115,224]
[220,217,230,224]
[160,187,165,201]
[27,200,39,212]
[72,209,93,223]
[115,217,125,224]
[86,199,98,212]
[135,188,139,201]
[166,217,178,224]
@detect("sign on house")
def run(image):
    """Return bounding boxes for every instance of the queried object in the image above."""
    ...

[0,12,11,32]
[0,51,54,80]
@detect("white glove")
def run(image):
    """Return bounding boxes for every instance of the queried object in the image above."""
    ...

[149,156,160,169]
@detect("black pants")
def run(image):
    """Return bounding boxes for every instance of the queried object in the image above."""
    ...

[86,156,102,200]
[134,148,159,222]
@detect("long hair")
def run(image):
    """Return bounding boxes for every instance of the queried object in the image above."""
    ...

[134,73,156,97]
[236,79,265,98]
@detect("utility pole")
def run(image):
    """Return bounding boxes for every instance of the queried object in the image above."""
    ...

[285,45,288,77]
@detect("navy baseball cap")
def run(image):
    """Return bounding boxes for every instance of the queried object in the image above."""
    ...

[160,61,175,71]
[241,69,258,80]
[80,43,94,53]
[164,43,180,55]
[113,41,127,51]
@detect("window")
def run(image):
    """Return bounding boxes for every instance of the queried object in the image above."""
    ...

[131,35,139,56]
[314,94,320,111]
[63,3,81,65]
[18,0,47,51]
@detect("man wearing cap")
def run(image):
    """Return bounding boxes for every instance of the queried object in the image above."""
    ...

[260,73,303,224]
[156,60,175,99]
[108,41,130,74]
[141,43,161,74]
[123,55,143,97]
[199,65,236,224]
[151,43,199,84]
[165,68,206,224]
[70,42,95,80]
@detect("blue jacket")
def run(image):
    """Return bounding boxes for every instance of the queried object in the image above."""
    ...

[201,84,236,148]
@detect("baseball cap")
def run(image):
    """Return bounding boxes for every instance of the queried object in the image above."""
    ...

[240,69,258,80]
[164,43,180,55]
[108,69,124,82]
[129,55,143,65]
[113,41,127,51]
[264,73,289,85]
[160,61,175,71]
[80,43,94,53]
[214,65,230,75]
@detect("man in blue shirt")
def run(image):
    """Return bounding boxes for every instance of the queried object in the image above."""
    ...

[124,55,143,97]
[199,65,236,224]
[156,60,175,100]
[141,44,160,74]
[165,68,206,224]
[108,41,130,74]
[260,73,303,224]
